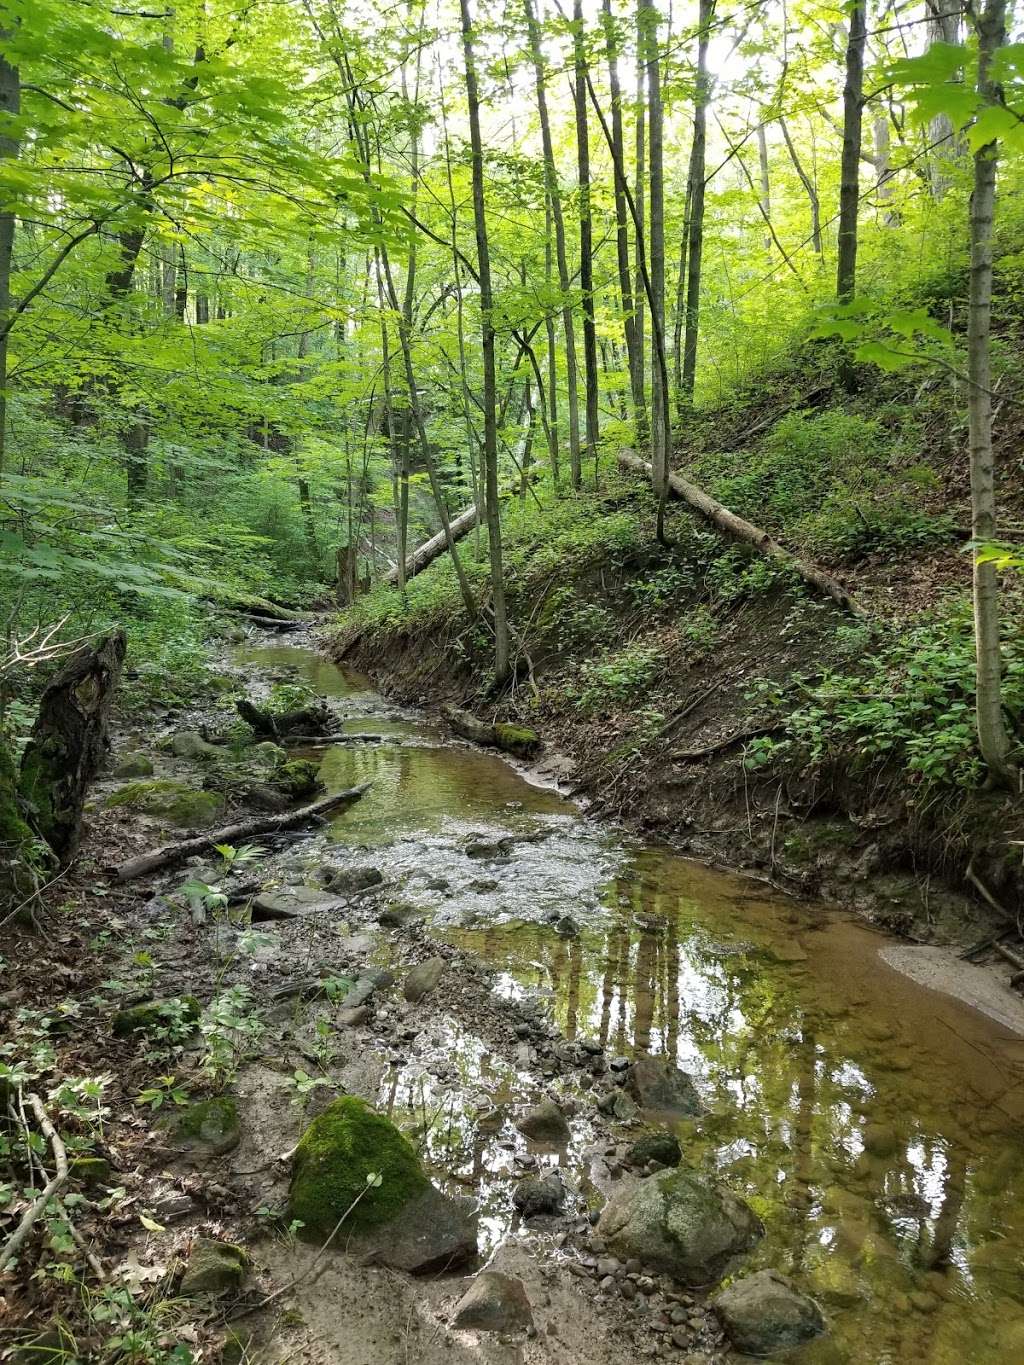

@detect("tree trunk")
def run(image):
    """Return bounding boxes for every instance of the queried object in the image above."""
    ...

[544,199,561,488]
[0,31,19,483]
[461,0,510,684]
[779,118,822,254]
[602,0,645,442]
[634,4,646,415]
[837,1,866,303]
[968,0,1014,786]
[926,0,965,199]
[574,0,600,487]
[641,0,671,540]
[756,123,772,249]
[681,0,715,401]
[523,0,582,490]
[19,631,127,863]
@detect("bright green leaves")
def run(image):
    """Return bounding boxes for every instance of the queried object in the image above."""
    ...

[811,302,954,373]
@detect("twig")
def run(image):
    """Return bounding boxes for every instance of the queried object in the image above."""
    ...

[0,1092,69,1274]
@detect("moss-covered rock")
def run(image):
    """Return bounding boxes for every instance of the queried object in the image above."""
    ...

[272,758,322,799]
[69,1155,113,1184]
[625,1130,683,1169]
[113,752,154,778]
[104,779,224,827]
[170,731,223,760]
[168,1096,241,1158]
[0,737,38,900]
[288,1096,429,1239]
[112,995,200,1038]
[179,1237,248,1296]
[493,724,541,759]
[251,740,288,770]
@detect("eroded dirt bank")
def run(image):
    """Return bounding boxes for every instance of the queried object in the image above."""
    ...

[5,627,1024,1365]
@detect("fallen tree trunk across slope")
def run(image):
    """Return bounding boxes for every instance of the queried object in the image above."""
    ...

[617,450,866,618]
[108,783,371,882]
[383,499,481,587]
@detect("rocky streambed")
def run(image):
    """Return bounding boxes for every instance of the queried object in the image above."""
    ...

[14,628,1024,1365]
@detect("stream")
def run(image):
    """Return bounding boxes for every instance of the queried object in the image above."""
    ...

[236,638,1024,1364]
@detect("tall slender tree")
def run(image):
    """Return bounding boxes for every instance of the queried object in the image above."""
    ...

[836,0,867,303]
[680,0,715,402]
[461,0,510,683]
[573,0,600,484]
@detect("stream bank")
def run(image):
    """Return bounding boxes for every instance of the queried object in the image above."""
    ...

[5,626,1024,1364]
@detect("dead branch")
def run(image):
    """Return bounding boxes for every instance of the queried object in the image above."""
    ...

[0,1092,69,1274]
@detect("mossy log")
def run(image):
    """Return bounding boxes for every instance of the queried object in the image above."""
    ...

[0,736,37,906]
[19,630,126,863]
[108,781,370,882]
[441,704,541,759]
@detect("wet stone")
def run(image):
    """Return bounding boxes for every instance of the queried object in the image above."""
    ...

[516,1098,571,1145]
[513,1174,565,1217]
[453,1270,533,1333]
[403,957,445,1003]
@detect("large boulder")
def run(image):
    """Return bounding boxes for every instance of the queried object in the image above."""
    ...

[170,731,222,760]
[626,1057,702,1118]
[712,1269,825,1356]
[453,1271,534,1332]
[288,1097,476,1273]
[113,752,153,778]
[599,1166,762,1285]
[625,1130,682,1169]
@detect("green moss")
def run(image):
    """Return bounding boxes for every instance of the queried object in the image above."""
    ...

[171,1095,241,1155]
[493,724,541,758]
[288,1096,429,1239]
[0,738,37,898]
[69,1155,112,1184]
[104,779,224,827]
[112,995,200,1038]
[272,758,322,799]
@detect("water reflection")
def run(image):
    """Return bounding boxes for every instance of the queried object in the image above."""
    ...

[448,858,1024,1364]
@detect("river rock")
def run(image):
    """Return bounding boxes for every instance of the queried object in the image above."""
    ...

[516,1098,570,1145]
[712,1269,825,1356]
[625,1131,682,1169]
[113,752,153,778]
[513,1173,565,1217]
[318,864,384,894]
[356,1183,478,1274]
[453,1271,534,1333]
[626,1057,702,1118]
[251,891,304,921]
[167,1096,241,1159]
[597,1089,640,1122]
[404,957,444,1002]
[465,836,514,860]
[342,977,378,1008]
[179,1238,247,1296]
[170,731,222,760]
[599,1166,763,1285]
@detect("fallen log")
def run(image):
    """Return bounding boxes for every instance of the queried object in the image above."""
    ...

[281,733,384,746]
[616,450,867,618]
[237,698,334,738]
[108,783,371,883]
[384,499,481,587]
[242,613,306,632]
[441,704,541,759]
[19,630,126,863]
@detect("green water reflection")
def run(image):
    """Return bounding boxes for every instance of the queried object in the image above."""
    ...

[448,854,1024,1365]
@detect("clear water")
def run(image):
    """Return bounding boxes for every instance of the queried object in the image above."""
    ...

[238,641,1024,1364]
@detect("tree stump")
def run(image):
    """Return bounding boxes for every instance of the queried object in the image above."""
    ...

[19,629,126,863]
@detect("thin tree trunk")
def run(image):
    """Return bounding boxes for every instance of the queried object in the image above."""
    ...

[574,0,600,487]
[968,0,1014,785]
[873,115,898,223]
[634,5,646,411]
[523,0,582,490]
[836,0,866,303]
[926,0,964,199]
[461,0,510,683]
[640,0,670,538]
[0,30,19,484]
[544,199,561,488]
[602,0,645,440]
[779,118,822,254]
[681,0,714,401]
[756,122,772,249]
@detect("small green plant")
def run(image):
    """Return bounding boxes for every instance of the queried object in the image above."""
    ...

[178,879,228,915]
[135,1075,190,1111]
[286,1068,330,1106]
[213,842,263,872]
[575,643,662,714]
[200,986,263,1085]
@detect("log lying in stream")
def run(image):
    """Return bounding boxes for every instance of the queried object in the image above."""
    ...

[616,450,867,618]
[107,783,371,883]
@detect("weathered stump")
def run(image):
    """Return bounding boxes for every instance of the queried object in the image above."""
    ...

[236,697,334,738]
[19,629,126,863]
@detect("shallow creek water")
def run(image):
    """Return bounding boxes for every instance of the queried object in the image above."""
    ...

[238,641,1024,1364]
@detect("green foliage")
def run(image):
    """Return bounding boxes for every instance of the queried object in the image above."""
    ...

[755,614,1024,788]
[575,643,663,714]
